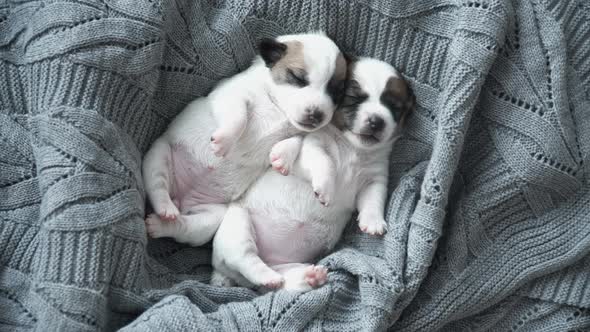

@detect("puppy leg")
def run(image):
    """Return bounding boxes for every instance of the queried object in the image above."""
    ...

[145,204,227,246]
[269,136,303,175]
[272,263,328,292]
[296,137,335,206]
[212,205,284,289]
[357,179,388,235]
[210,102,248,157]
[142,138,179,221]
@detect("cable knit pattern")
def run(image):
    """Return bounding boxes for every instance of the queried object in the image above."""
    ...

[0,0,589,331]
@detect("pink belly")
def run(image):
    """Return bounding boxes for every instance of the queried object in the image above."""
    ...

[250,209,325,265]
[170,145,225,211]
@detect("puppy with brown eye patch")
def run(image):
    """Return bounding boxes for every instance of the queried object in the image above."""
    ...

[337,58,414,149]
[204,57,415,291]
[141,32,348,248]
[259,36,348,130]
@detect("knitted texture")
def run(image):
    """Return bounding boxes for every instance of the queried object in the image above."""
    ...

[1,0,589,331]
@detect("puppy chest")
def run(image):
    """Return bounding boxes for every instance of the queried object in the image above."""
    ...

[335,158,366,200]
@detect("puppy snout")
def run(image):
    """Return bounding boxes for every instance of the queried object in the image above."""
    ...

[301,107,324,126]
[308,108,324,125]
[368,115,385,132]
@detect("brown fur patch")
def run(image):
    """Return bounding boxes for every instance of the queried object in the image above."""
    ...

[333,53,347,82]
[325,52,349,106]
[381,76,415,126]
[332,59,363,129]
[269,41,307,84]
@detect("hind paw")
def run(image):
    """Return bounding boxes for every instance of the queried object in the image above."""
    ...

[210,271,235,287]
[155,204,179,222]
[304,265,328,288]
[259,271,285,289]
[145,214,167,238]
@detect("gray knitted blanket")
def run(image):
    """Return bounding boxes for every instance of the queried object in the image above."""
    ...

[1,0,589,331]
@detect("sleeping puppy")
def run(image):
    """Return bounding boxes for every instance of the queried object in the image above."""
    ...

[142,32,347,245]
[210,58,415,290]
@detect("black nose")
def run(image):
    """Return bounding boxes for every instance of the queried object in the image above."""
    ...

[307,108,324,125]
[368,115,385,132]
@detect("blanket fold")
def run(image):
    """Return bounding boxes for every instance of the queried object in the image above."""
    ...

[1,0,589,331]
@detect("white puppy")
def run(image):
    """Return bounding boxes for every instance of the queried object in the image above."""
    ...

[142,32,347,245]
[211,58,415,290]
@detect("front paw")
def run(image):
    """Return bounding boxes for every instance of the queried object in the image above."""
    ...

[210,129,235,157]
[269,141,298,176]
[270,154,290,175]
[312,179,334,207]
[358,215,387,236]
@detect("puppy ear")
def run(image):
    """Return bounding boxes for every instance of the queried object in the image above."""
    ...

[258,38,287,67]
[381,76,415,124]
[327,52,349,105]
[341,51,356,66]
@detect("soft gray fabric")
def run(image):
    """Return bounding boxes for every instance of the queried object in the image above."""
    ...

[1,0,589,331]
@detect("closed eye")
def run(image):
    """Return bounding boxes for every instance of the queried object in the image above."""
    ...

[286,69,309,87]
[341,93,368,107]
[344,93,362,99]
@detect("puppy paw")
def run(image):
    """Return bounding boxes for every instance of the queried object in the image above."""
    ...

[210,271,234,287]
[312,179,334,207]
[264,278,285,289]
[270,155,290,175]
[210,130,235,157]
[358,215,387,236]
[145,214,167,238]
[304,265,328,288]
[259,271,285,289]
[269,140,299,176]
[155,203,179,222]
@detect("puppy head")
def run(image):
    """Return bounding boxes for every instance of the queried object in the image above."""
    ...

[336,57,414,149]
[258,32,347,132]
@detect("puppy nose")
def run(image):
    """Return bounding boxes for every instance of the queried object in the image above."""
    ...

[368,115,384,132]
[307,108,324,125]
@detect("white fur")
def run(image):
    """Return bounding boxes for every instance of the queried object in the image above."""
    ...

[211,58,403,291]
[343,58,403,150]
[142,32,343,246]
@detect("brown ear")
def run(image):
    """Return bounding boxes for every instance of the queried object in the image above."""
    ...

[381,76,415,124]
[387,76,409,100]
[326,53,349,105]
[258,38,287,68]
